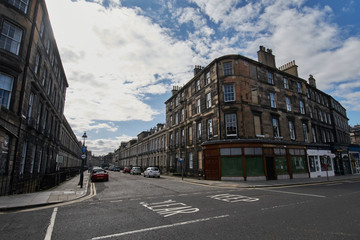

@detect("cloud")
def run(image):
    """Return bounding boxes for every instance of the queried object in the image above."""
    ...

[46,0,194,129]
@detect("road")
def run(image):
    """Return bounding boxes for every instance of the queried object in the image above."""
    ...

[1,171,359,240]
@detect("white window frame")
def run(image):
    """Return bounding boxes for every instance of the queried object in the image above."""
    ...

[289,121,295,140]
[189,152,193,169]
[8,0,29,13]
[206,92,212,108]
[224,84,235,102]
[0,21,23,55]
[300,100,305,114]
[223,62,233,76]
[205,72,210,85]
[272,118,280,138]
[284,78,288,89]
[297,82,302,93]
[270,92,276,108]
[196,79,200,91]
[207,119,213,139]
[268,72,274,84]
[225,113,237,136]
[197,122,202,140]
[0,72,14,109]
[286,97,291,111]
[196,99,201,114]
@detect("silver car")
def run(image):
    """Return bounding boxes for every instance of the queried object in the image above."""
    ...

[130,166,141,175]
[143,167,160,178]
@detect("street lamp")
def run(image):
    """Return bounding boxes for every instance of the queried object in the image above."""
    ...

[79,131,87,188]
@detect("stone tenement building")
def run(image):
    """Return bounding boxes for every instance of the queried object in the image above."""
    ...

[0,0,81,195]
[117,46,351,181]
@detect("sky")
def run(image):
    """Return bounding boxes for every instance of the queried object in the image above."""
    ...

[45,0,360,156]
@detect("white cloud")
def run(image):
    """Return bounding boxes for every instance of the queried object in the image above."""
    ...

[46,0,194,130]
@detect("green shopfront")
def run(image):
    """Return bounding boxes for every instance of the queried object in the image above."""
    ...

[203,140,309,181]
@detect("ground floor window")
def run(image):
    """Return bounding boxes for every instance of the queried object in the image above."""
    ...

[291,156,307,173]
[221,157,243,176]
[275,157,288,175]
[245,156,264,176]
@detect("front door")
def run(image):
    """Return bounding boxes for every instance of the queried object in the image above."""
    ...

[266,157,276,180]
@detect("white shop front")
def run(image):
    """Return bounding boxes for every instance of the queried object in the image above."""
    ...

[307,149,335,178]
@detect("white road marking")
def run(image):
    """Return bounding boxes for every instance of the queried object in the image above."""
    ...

[91,215,229,240]
[140,200,199,217]
[259,189,325,198]
[110,200,123,203]
[44,207,58,240]
[208,193,259,203]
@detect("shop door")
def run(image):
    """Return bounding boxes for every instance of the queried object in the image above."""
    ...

[309,156,321,176]
[266,157,276,180]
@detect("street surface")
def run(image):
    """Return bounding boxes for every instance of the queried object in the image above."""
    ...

[1,171,359,240]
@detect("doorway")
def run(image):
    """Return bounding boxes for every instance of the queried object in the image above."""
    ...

[266,157,276,180]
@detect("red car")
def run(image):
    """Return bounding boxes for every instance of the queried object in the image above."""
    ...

[91,168,109,182]
[123,166,131,173]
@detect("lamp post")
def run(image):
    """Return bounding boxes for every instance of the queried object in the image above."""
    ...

[79,131,87,188]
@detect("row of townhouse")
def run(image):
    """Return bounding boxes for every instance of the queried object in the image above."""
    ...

[0,0,82,195]
[116,46,353,181]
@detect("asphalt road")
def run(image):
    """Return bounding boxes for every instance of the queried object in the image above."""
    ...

[1,171,359,240]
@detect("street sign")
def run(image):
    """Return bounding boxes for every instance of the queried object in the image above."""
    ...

[82,146,87,154]
[81,154,86,159]
[178,158,184,162]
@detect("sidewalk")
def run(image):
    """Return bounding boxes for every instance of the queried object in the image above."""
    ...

[0,172,359,212]
[162,174,360,188]
[0,171,90,212]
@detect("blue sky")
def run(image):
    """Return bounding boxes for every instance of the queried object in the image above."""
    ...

[45,0,360,155]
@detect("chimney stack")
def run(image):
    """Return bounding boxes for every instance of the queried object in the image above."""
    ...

[257,46,276,68]
[172,85,180,96]
[308,75,316,88]
[278,60,298,77]
[194,65,204,76]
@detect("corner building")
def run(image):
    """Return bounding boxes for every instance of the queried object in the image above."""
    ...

[166,46,350,180]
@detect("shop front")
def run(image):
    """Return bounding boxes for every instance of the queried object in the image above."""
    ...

[203,140,309,181]
[307,149,335,178]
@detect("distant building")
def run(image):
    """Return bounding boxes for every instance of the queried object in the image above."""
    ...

[0,0,81,195]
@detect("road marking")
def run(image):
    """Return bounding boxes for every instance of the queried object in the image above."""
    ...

[208,193,259,203]
[258,189,325,198]
[261,201,309,211]
[91,214,229,240]
[44,207,58,240]
[140,200,199,217]
[110,200,123,203]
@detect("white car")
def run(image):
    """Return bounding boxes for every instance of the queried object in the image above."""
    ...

[143,167,160,178]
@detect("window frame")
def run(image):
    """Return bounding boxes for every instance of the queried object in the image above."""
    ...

[224,84,235,102]
[223,62,233,76]
[0,72,14,109]
[225,113,237,136]
[286,97,291,111]
[270,92,276,108]
[206,92,212,109]
[0,21,23,55]
[288,120,296,140]
[8,0,30,14]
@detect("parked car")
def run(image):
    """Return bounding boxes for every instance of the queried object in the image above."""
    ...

[130,167,141,175]
[112,166,120,172]
[123,166,131,173]
[143,167,160,178]
[91,168,109,182]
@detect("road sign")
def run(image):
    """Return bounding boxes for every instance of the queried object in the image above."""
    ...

[82,146,87,154]
[81,154,86,159]
[178,158,184,162]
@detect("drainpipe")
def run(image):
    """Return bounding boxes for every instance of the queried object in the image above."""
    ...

[216,60,222,139]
